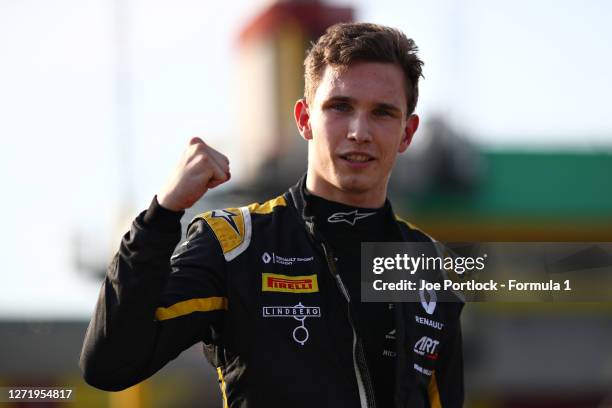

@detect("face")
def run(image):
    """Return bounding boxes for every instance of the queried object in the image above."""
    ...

[295,62,419,207]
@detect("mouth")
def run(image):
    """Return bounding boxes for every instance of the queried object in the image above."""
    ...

[340,153,375,163]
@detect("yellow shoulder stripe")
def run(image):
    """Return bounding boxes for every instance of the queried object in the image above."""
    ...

[395,215,422,232]
[193,196,285,262]
[427,371,442,408]
[154,296,228,321]
[395,215,438,243]
[196,206,251,261]
[247,195,287,214]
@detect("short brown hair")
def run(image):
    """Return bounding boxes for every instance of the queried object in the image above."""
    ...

[304,22,423,115]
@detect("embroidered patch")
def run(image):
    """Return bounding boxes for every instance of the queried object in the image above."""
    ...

[262,273,319,293]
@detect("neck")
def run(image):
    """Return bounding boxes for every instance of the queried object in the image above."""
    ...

[305,169,387,208]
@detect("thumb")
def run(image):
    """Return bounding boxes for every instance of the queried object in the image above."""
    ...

[189,136,205,146]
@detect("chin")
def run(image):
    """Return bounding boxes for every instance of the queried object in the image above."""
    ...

[334,173,374,194]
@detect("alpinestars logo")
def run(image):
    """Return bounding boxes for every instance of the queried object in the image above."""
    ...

[327,210,376,226]
[413,336,440,360]
[211,209,240,234]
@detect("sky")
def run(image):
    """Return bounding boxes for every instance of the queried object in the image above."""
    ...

[0,0,611,319]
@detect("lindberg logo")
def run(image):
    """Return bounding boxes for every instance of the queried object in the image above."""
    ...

[262,273,319,293]
[262,302,320,346]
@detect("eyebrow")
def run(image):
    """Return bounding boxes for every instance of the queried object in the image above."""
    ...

[324,95,403,115]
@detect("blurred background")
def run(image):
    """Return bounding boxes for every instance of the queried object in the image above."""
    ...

[1,0,611,406]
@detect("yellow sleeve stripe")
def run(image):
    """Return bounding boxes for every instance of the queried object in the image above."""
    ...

[154,296,228,321]
[427,371,442,408]
[248,195,287,214]
[217,367,229,408]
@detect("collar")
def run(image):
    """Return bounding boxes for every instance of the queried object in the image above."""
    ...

[286,173,408,241]
[304,188,391,230]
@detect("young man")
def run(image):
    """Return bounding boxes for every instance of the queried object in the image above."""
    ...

[80,23,464,407]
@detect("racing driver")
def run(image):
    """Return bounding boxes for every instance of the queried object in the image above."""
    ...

[80,22,464,407]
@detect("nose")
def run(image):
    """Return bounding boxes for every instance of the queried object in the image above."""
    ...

[347,112,372,143]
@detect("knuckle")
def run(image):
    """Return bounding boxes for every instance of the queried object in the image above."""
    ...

[202,152,210,161]
[201,167,214,179]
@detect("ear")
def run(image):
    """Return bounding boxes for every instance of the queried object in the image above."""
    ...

[294,98,313,141]
[398,114,419,153]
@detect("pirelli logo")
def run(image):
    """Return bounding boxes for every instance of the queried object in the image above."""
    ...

[262,273,319,293]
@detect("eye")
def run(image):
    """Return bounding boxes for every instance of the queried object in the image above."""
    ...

[330,102,352,112]
[373,108,393,117]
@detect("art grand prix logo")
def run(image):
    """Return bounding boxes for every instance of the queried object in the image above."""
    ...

[262,302,321,346]
[262,273,319,293]
[413,336,440,360]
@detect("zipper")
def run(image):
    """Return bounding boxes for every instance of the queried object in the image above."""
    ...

[321,242,377,408]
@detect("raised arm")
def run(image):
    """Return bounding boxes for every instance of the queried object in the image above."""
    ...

[79,138,231,391]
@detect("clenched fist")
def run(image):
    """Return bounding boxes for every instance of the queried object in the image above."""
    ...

[157,137,230,211]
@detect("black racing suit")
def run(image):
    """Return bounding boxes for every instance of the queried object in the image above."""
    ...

[80,176,464,407]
